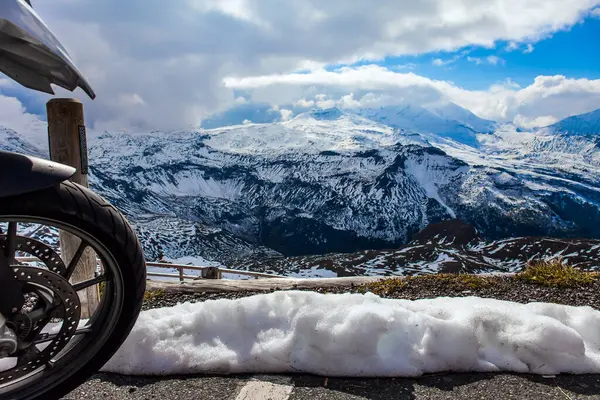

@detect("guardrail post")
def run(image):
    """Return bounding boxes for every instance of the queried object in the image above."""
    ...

[201,266,221,279]
[179,267,184,282]
[46,98,99,319]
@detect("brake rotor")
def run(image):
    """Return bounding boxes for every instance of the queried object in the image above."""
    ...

[0,235,66,275]
[0,267,81,384]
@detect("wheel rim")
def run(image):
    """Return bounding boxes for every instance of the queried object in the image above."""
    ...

[0,216,125,397]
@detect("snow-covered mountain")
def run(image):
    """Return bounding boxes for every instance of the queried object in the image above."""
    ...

[425,102,497,133]
[0,127,45,157]
[1,104,599,270]
[545,108,600,135]
[198,101,497,145]
[346,103,496,147]
[89,107,600,259]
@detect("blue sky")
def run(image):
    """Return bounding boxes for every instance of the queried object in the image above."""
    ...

[1,0,600,133]
[332,16,600,91]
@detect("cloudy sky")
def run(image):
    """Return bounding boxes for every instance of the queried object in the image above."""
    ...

[2,0,600,133]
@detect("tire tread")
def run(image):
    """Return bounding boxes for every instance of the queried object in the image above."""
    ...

[0,181,146,400]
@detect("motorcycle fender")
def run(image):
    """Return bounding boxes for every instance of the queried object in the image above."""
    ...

[0,150,75,198]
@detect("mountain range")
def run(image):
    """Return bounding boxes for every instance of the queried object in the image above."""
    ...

[1,102,599,275]
[237,219,600,277]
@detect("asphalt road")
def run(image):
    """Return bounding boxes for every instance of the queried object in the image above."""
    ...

[61,372,600,400]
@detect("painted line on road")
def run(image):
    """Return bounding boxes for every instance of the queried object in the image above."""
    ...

[235,379,294,400]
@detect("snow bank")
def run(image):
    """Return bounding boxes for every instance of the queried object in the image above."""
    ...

[101,291,600,377]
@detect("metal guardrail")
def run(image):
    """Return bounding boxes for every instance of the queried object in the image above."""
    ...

[145,262,286,281]
[16,257,285,282]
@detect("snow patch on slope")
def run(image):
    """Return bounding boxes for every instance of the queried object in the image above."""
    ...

[405,154,458,218]
[149,171,245,200]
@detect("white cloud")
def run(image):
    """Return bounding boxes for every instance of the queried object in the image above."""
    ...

[432,51,470,67]
[505,41,519,52]
[513,114,558,129]
[0,95,47,146]
[467,56,483,65]
[591,7,600,17]
[294,60,329,72]
[0,0,597,133]
[338,93,361,108]
[433,57,460,67]
[466,55,504,66]
[118,93,145,107]
[314,94,336,109]
[486,55,504,65]
[505,42,534,54]
[279,108,293,121]
[224,65,600,127]
[391,63,417,70]
[296,98,315,108]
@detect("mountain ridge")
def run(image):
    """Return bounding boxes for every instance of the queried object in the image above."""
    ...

[545,108,600,135]
[0,104,599,274]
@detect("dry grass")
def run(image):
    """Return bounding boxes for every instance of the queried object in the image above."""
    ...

[360,259,598,295]
[515,258,598,287]
[144,288,166,302]
[360,273,496,295]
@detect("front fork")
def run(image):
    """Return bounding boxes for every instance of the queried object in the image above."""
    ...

[0,251,24,357]
[0,251,25,316]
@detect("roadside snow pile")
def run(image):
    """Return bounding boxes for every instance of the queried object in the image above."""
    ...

[101,291,600,377]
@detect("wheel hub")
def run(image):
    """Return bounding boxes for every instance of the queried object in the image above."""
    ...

[0,267,81,383]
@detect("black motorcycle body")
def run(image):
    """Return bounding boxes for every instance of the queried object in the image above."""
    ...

[0,2,146,399]
[0,151,76,198]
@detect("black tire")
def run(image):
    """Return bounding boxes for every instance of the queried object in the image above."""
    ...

[0,181,146,400]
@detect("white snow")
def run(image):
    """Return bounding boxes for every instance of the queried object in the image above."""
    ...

[405,155,457,218]
[100,291,600,377]
[148,171,245,200]
[286,266,338,278]
[202,112,398,155]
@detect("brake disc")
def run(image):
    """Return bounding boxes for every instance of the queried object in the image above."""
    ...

[0,267,81,384]
[0,235,66,275]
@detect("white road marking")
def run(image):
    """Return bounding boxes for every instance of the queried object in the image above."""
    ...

[234,379,294,400]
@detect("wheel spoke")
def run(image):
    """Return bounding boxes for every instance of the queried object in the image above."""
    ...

[64,241,89,280]
[34,326,92,345]
[72,275,106,291]
[4,222,17,265]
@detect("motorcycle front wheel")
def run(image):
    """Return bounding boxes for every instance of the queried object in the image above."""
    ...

[0,181,146,400]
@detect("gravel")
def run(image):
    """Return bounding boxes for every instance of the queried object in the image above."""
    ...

[141,276,600,310]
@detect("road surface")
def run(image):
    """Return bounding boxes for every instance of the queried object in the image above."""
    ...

[62,372,600,399]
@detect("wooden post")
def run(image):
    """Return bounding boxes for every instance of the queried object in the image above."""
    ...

[179,267,184,283]
[201,267,222,279]
[46,98,99,319]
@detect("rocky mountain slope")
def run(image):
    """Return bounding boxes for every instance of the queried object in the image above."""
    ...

[1,104,599,275]
[236,220,600,277]
[86,106,600,257]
